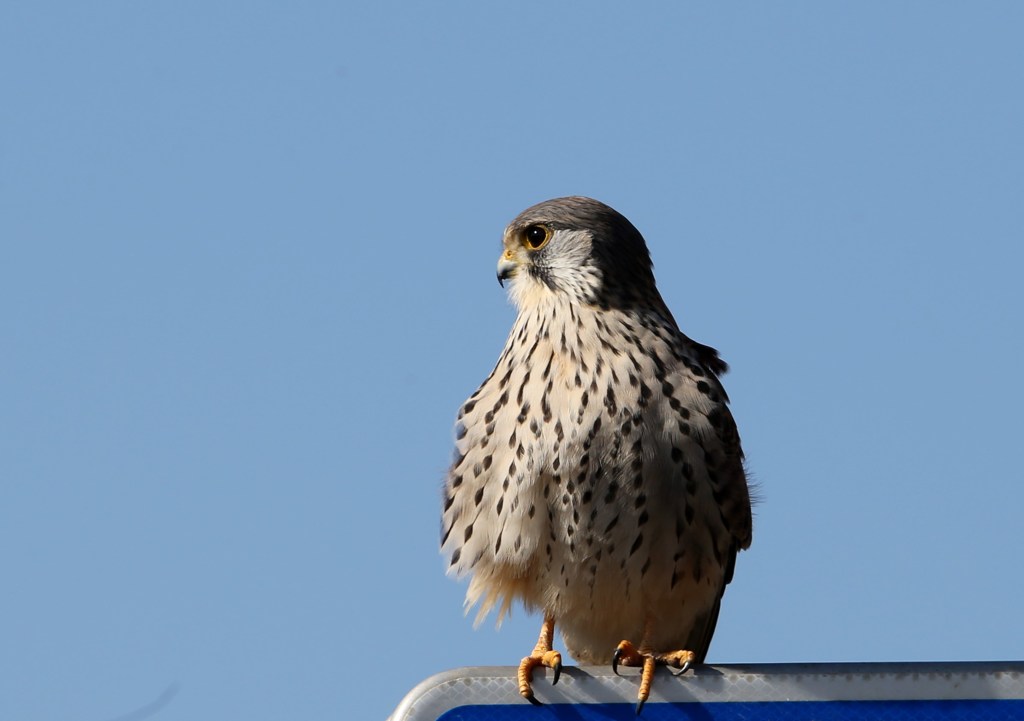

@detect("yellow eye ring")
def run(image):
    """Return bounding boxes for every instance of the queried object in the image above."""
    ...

[522,224,551,251]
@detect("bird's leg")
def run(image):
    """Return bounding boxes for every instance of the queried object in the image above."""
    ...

[517,615,562,704]
[611,622,696,714]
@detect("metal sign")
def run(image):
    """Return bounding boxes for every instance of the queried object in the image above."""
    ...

[389,662,1024,720]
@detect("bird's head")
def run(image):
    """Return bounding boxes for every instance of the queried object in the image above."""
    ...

[497,196,659,311]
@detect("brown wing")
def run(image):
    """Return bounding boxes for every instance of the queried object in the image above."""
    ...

[687,345,752,660]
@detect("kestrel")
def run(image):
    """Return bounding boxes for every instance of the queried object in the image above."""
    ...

[441,197,752,712]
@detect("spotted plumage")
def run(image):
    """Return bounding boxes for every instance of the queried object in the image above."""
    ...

[441,197,752,707]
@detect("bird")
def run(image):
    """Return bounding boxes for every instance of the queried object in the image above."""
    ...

[440,197,752,713]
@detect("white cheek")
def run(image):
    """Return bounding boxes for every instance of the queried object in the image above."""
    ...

[544,231,592,275]
[505,230,602,308]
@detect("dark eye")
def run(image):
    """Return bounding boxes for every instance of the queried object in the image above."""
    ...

[523,224,551,250]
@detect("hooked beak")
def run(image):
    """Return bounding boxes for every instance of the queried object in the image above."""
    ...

[496,250,517,287]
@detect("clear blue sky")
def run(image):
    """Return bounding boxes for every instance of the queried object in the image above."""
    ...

[2,3,1022,720]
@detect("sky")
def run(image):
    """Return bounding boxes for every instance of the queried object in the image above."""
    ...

[2,2,1022,720]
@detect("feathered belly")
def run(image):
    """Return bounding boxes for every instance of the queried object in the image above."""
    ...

[518,458,727,661]
[443,322,737,660]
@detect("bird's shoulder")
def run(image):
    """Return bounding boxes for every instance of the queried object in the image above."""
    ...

[632,310,752,551]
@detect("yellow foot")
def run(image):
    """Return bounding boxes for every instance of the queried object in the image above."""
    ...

[612,640,697,714]
[518,615,562,704]
[517,649,562,704]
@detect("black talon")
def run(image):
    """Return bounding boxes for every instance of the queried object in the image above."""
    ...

[525,694,543,706]
[635,697,646,715]
[671,660,692,677]
[552,660,562,686]
[612,647,623,676]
